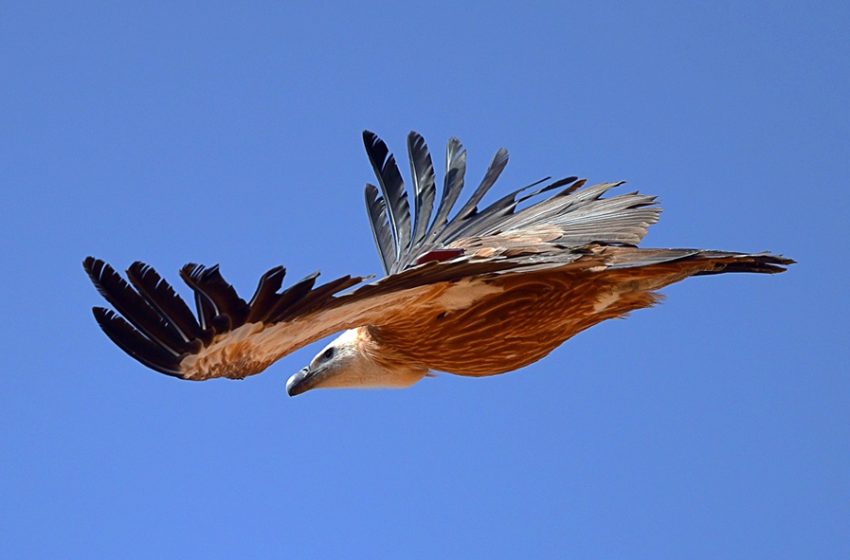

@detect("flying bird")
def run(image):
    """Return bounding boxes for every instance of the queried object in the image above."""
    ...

[84,130,793,396]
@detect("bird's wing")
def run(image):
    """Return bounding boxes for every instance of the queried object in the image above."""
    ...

[83,256,526,381]
[362,131,662,274]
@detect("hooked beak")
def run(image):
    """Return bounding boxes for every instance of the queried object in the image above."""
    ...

[286,367,316,397]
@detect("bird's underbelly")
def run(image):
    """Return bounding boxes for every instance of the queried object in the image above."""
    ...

[371,274,658,376]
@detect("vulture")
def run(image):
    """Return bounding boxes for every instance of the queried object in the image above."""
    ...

[83,130,793,396]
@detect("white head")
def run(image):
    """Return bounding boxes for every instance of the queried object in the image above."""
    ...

[285,328,429,396]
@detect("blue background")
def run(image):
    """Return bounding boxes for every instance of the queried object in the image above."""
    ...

[2,2,847,558]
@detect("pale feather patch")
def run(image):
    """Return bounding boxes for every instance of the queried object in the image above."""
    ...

[433,279,504,312]
[326,327,359,348]
[301,327,427,390]
[593,291,621,313]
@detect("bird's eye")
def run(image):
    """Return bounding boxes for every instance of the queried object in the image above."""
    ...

[321,347,335,361]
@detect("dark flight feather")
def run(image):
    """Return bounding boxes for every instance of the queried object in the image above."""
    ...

[179,263,218,335]
[407,131,437,251]
[92,307,183,378]
[277,274,363,320]
[434,147,509,244]
[245,265,286,323]
[83,257,189,355]
[265,271,320,323]
[86,258,375,378]
[363,131,411,265]
[195,265,250,327]
[126,261,204,344]
[426,137,467,243]
[364,184,395,274]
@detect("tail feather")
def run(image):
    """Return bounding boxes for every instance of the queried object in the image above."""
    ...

[605,247,794,273]
[596,248,794,293]
[690,252,795,275]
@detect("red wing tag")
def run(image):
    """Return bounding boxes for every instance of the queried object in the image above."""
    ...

[415,248,466,265]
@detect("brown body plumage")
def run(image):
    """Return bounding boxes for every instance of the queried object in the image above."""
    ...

[365,247,778,377]
[368,270,652,376]
[82,131,793,395]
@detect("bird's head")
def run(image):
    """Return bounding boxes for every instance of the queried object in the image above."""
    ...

[285,327,428,396]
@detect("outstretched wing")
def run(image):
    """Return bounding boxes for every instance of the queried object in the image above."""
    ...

[88,130,793,383]
[362,131,662,274]
[83,256,526,381]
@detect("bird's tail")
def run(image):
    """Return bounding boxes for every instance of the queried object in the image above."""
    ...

[688,251,795,275]
[598,248,794,291]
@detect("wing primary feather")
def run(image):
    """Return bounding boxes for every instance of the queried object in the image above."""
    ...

[92,307,184,378]
[436,147,509,243]
[450,147,508,225]
[364,184,395,274]
[276,274,363,321]
[195,264,250,328]
[426,137,467,242]
[406,131,437,260]
[512,177,580,207]
[179,263,219,340]
[126,261,203,344]
[179,260,249,337]
[363,131,411,265]
[544,175,582,196]
[246,265,286,323]
[265,271,321,323]
[512,176,553,197]
[83,257,189,356]
[211,313,232,332]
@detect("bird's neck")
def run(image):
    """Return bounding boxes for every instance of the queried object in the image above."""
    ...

[355,326,430,387]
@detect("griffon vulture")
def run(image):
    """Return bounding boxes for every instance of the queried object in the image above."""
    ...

[83,131,793,396]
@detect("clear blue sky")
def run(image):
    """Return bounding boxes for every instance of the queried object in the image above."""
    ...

[2,2,847,558]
